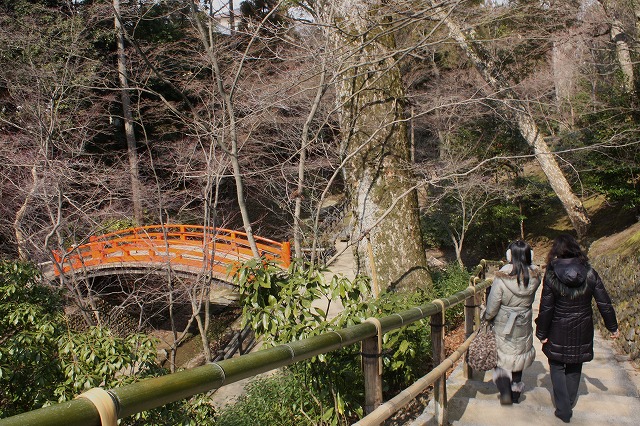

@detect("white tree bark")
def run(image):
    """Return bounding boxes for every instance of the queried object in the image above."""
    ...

[610,19,635,93]
[597,1,635,94]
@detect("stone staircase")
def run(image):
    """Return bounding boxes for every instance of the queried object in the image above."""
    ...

[411,290,640,425]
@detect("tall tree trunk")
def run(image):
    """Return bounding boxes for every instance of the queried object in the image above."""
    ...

[330,1,432,293]
[113,0,143,225]
[597,0,636,95]
[610,19,634,92]
[228,0,235,35]
[294,65,328,260]
[190,2,260,257]
[431,2,591,237]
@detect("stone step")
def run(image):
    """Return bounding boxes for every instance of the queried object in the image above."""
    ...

[446,365,639,402]
[416,391,640,426]
[407,284,640,426]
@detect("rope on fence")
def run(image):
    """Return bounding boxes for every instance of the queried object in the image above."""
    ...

[432,298,446,325]
[75,388,118,426]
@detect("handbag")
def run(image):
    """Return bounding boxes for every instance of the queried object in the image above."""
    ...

[467,320,497,371]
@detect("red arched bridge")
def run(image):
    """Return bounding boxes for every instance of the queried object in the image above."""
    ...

[45,224,291,282]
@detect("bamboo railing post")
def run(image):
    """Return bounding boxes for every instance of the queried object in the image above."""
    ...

[463,278,476,379]
[430,303,447,425]
[362,320,383,417]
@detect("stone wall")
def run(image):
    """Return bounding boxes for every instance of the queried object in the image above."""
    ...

[591,255,640,361]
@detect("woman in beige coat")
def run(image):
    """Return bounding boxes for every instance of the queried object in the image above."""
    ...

[484,240,542,405]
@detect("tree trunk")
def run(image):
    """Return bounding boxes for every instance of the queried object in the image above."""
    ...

[432,3,591,237]
[331,1,432,293]
[189,3,260,257]
[14,167,38,261]
[610,19,635,93]
[113,0,143,225]
[598,1,635,94]
[228,0,235,35]
[294,66,327,260]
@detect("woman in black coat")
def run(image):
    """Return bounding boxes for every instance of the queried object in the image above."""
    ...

[535,234,619,423]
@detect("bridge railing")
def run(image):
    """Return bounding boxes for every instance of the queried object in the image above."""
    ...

[50,225,291,278]
[0,261,495,426]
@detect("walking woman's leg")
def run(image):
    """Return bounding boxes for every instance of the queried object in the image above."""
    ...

[549,360,572,422]
[565,363,583,408]
[511,370,524,403]
[493,367,513,405]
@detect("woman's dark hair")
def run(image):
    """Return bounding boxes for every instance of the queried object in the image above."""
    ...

[508,240,533,286]
[545,234,588,266]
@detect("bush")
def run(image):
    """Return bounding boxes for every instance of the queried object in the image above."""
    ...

[229,258,476,424]
[215,371,325,426]
[432,264,471,326]
[0,260,215,423]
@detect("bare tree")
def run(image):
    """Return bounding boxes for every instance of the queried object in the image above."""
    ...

[597,0,636,95]
[315,0,432,293]
[426,170,516,268]
[113,0,144,224]
[428,1,592,237]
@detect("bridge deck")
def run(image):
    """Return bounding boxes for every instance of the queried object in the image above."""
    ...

[42,225,291,283]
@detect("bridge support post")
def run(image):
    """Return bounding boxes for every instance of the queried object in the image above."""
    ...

[362,323,383,418]
[431,308,447,425]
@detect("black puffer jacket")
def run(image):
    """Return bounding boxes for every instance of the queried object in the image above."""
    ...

[535,257,618,364]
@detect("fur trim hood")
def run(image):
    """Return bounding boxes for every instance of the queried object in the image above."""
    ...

[546,257,592,299]
[494,264,541,297]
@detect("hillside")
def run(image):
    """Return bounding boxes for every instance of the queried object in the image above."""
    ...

[522,191,639,265]
[588,220,640,366]
[589,221,640,259]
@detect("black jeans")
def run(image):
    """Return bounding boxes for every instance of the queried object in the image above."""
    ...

[549,360,583,421]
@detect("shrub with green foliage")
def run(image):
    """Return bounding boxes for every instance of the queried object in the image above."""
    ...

[0,261,216,423]
[233,258,370,424]
[431,264,471,326]
[0,262,65,416]
[228,258,470,425]
[215,370,324,426]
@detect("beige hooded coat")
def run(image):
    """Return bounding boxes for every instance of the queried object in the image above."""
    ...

[484,264,542,372]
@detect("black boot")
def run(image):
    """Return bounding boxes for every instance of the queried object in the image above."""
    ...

[511,381,524,404]
[496,376,513,405]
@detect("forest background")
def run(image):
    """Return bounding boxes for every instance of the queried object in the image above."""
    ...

[1,0,639,425]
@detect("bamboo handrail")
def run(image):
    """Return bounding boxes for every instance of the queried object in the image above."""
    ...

[0,261,492,426]
[353,330,478,425]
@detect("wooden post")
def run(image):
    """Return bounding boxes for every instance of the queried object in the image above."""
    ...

[362,335,383,418]
[463,277,476,379]
[281,241,291,267]
[430,306,447,425]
